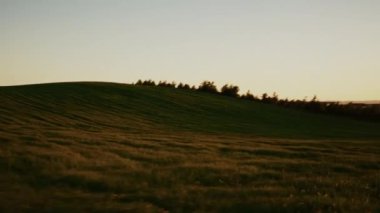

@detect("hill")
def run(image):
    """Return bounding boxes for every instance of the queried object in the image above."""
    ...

[0,82,379,212]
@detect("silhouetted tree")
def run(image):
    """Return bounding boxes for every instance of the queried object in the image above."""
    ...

[177,83,192,90]
[133,79,380,121]
[241,90,256,101]
[177,83,184,89]
[198,81,218,93]
[271,92,279,103]
[278,98,289,106]
[306,95,322,112]
[141,79,156,86]
[136,79,143,85]
[261,93,269,103]
[183,84,191,89]
[158,81,176,88]
[221,84,240,97]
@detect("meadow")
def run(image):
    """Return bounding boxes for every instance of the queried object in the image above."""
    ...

[0,82,379,212]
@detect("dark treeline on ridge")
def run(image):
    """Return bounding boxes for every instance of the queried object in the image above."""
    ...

[134,79,380,121]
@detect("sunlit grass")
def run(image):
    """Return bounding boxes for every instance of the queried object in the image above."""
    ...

[0,82,379,212]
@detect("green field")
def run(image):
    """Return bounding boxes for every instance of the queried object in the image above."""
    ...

[0,82,379,212]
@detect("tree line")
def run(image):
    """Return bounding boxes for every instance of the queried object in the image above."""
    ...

[134,79,380,121]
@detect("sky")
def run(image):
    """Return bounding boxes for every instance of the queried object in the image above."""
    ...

[1,0,379,101]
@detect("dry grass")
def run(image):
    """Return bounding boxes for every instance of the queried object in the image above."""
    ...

[1,127,379,212]
[0,82,379,212]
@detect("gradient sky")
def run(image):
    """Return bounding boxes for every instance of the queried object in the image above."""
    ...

[1,0,379,101]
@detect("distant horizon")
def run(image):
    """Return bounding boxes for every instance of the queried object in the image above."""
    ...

[1,80,379,103]
[1,0,379,101]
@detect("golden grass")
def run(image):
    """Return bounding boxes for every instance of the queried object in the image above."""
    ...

[1,125,379,212]
[0,83,379,212]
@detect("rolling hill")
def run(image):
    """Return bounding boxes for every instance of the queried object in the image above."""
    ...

[0,82,379,212]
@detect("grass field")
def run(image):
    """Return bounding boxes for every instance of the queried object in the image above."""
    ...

[0,82,379,212]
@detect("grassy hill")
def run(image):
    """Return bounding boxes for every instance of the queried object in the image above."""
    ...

[0,82,379,212]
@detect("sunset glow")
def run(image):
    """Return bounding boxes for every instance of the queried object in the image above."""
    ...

[1,0,379,101]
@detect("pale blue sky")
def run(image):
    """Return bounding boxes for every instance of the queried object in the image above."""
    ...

[1,0,379,101]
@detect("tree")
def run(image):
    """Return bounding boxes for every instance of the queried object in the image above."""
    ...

[158,81,176,88]
[177,83,184,89]
[142,80,156,86]
[136,79,143,85]
[272,92,278,103]
[241,90,256,101]
[221,84,240,97]
[262,93,269,102]
[183,84,191,90]
[198,81,218,93]
[177,83,191,90]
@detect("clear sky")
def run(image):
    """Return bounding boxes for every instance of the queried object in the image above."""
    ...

[1,0,379,101]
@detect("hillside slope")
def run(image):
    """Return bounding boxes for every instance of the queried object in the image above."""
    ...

[0,82,379,212]
[1,82,379,139]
